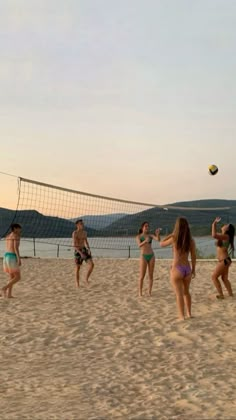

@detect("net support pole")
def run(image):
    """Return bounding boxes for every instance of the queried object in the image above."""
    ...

[33,238,36,257]
[128,245,131,259]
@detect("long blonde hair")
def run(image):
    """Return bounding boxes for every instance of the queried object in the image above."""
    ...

[172,217,192,253]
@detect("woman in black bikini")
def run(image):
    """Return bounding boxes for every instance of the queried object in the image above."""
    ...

[136,221,161,297]
[211,217,235,299]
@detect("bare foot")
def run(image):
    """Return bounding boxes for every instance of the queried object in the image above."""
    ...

[7,295,15,298]
[186,315,194,319]
[177,317,185,322]
[1,288,7,298]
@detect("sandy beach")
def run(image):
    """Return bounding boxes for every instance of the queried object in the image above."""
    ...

[1,258,236,419]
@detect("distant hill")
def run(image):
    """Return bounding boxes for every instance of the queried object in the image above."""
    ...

[168,199,236,209]
[70,213,127,229]
[0,208,98,238]
[1,199,236,238]
[99,199,236,236]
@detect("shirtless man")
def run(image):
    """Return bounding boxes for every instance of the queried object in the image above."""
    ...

[2,223,22,298]
[72,219,94,287]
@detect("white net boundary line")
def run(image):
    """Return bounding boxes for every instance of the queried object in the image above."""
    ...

[19,177,231,211]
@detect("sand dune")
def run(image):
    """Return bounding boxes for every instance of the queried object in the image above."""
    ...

[0,258,236,419]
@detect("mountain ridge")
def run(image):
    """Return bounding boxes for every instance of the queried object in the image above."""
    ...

[0,199,236,238]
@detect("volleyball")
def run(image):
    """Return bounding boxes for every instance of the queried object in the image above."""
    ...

[208,164,218,176]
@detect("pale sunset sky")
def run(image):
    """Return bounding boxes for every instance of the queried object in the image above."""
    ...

[1,0,236,210]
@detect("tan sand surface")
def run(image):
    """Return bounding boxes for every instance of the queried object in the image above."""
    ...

[0,258,236,419]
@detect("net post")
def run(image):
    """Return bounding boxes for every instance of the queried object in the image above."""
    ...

[33,238,36,257]
[128,245,131,259]
[57,244,60,258]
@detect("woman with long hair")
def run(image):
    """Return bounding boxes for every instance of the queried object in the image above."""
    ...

[160,217,196,321]
[211,217,234,299]
[136,221,161,297]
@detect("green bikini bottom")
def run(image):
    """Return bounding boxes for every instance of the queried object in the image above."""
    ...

[142,253,154,263]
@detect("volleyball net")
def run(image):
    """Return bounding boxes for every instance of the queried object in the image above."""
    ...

[0,176,234,258]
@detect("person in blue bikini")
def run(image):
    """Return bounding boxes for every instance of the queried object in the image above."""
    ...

[160,217,196,321]
[211,217,234,299]
[136,221,161,297]
[2,223,22,298]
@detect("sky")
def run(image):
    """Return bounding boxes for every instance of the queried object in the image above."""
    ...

[1,0,236,210]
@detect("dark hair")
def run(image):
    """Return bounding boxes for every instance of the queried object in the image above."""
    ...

[217,223,235,252]
[138,221,149,234]
[75,219,83,225]
[11,223,22,231]
[172,217,192,253]
[225,223,235,252]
